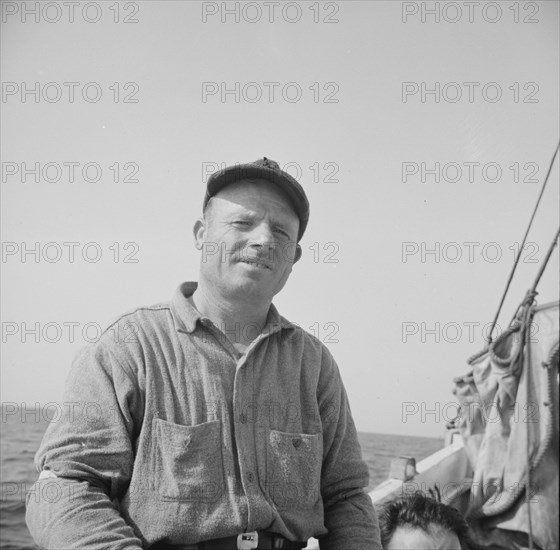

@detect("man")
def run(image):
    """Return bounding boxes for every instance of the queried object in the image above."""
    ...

[378,493,472,550]
[26,158,381,549]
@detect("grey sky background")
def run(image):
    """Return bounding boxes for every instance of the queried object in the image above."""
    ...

[1,0,559,436]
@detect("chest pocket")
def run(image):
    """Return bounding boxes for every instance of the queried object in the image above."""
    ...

[151,418,224,502]
[266,430,322,510]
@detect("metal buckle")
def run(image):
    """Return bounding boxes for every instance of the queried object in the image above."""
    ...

[237,531,258,550]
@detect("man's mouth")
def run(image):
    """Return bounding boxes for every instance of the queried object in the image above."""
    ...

[239,259,272,270]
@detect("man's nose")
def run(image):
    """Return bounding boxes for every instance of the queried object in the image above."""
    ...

[249,222,275,248]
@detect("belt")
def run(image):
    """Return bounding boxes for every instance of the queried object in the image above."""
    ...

[153,531,307,550]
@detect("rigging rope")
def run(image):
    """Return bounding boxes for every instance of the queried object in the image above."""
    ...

[487,141,560,344]
[524,305,535,550]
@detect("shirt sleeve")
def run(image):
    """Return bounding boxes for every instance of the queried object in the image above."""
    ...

[25,339,145,549]
[317,351,382,550]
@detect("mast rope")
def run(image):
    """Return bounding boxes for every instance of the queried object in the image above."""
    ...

[487,141,560,344]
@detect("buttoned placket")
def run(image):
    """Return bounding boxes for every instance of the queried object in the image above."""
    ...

[232,322,286,531]
[185,297,294,531]
[197,316,284,531]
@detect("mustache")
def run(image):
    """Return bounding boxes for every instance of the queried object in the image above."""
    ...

[236,247,275,264]
[201,242,299,262]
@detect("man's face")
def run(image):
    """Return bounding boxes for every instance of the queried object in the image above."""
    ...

[386,526,462,550]
[194,179,301,304]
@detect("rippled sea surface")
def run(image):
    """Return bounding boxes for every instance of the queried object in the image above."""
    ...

[1,406,443,548]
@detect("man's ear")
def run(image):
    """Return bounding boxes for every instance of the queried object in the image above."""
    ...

[293,244,302,264]
[193,218,206,250]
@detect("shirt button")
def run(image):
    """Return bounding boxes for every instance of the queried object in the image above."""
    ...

[247,472,254,482]
[240,413,247,424]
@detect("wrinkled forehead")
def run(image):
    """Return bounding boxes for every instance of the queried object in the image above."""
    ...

[209,178,300,220]
[387,526,462,550]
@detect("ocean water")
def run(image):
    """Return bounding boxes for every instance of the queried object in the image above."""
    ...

[0,407,443,549]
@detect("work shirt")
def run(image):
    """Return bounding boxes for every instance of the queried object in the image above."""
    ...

[26,282,381,549]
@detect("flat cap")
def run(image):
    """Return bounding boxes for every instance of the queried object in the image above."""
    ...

[204,157,310,241]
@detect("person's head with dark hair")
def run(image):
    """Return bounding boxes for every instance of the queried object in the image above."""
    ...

[378,492,472,550]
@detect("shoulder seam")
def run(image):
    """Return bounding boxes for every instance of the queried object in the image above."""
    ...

[103,305,172,336]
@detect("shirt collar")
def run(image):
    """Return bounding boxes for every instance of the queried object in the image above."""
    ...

[262,302,294,335]
[171,282,202,333]
[171,281,295,335]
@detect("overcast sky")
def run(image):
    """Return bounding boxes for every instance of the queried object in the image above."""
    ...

[2,0,559,437]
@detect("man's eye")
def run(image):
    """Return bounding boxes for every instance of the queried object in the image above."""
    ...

[234,221,251,226]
